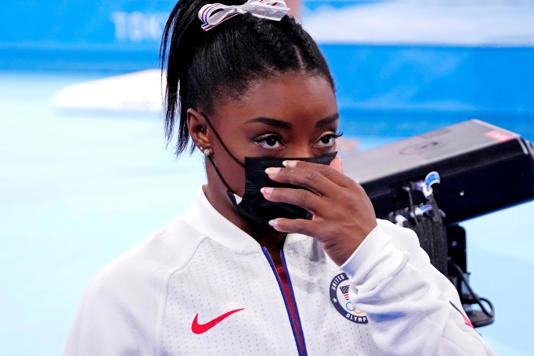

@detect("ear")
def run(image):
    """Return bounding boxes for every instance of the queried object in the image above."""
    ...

[187,108,212,153]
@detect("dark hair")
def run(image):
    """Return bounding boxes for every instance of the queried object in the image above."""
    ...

[161,0,335,155]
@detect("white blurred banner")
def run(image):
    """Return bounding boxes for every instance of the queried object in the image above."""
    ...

[303,0,534,46]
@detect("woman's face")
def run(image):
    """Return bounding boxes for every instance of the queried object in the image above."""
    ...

[191,71,339,197]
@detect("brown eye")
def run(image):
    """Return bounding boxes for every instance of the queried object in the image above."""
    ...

[317,133,340,147]
[265,136,279,146]
[320,135,334,145]
[255,134,283,149]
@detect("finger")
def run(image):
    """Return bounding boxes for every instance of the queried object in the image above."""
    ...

[261,187,325,214]
[265,164,338,196]
[269,217,318,235]
[284,160,354,188]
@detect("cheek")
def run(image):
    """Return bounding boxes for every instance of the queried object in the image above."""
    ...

[229,165,246,197]
[330,157,343,174]
[211,142,247,196]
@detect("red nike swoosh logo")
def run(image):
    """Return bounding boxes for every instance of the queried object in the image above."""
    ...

[191,308,245,334]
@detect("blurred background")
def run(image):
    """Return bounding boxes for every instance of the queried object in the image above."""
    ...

[1,0,533,354]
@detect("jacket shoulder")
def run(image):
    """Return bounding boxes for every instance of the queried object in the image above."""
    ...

[64,217,207,355]
[98,216,206,287]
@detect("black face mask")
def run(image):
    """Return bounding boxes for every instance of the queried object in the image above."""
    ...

[201,113,337,228]
[230,153,337,227]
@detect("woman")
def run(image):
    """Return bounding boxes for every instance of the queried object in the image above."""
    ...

[65,0,494,354]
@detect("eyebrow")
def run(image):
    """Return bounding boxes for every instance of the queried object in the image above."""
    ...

[315,113,339,128]
[246,117,292,129]
[245,113,339,129]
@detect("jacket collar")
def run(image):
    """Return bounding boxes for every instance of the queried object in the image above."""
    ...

[183,188,310,254]
[183,188,262,253]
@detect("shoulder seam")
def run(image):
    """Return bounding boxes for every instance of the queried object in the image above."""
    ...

[154,235,209,355]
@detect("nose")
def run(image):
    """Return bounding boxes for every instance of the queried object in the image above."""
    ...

[284,143,314,159]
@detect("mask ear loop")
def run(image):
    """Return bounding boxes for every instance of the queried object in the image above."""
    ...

[206,154,239,206]
[200,112,244,167]
[199,112,243,206]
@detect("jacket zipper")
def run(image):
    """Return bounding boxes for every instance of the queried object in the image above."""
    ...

[280,249,308,355]
[262,247,307,356]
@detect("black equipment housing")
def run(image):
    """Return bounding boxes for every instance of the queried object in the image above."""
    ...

[342,119,534,328]
[343,119,534,225]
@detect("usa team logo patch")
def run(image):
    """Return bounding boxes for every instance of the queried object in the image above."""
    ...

[330,273,368,324]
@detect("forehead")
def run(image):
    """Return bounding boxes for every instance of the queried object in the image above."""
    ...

[213,72,337,126]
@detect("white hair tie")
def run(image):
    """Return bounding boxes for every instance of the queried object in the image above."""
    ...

[198,0,290,31]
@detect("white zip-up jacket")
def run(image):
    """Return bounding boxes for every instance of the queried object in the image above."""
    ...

[65,189,494,355]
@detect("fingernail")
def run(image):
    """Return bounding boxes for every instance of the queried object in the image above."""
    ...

[265,167,281,175]
[282,160,297,168]
[268,219,277,227]
[261,187,273,195]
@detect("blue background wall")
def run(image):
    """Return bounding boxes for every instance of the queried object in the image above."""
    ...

[0,1,175,71]
[2,1,533,137]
